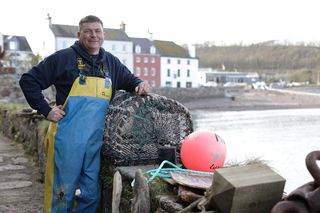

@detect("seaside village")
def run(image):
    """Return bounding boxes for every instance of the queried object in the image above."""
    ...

[0,15,265,102]
[0,16,318,213]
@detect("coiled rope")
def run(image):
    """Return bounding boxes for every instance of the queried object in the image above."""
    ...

[132,160,213,187]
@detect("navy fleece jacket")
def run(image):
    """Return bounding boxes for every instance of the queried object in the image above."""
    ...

[19,41,142,117]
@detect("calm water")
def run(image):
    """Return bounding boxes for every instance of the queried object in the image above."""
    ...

[191,108,320,193]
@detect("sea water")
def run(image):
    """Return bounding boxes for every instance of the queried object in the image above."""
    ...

[191,108,320,193]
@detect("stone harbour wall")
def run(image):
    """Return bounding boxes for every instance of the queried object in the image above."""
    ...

[0,106,48,181]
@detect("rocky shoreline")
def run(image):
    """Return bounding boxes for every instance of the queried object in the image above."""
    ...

[181,88,320,111]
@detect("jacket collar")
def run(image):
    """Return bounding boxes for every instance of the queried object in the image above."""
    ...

[71,41,105,65]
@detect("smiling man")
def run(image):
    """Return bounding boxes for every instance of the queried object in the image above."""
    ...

[19,15,151,213]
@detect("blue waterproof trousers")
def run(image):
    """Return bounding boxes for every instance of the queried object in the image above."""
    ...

[44,76,112,213]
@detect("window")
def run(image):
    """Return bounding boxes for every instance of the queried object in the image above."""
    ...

[9,41,18,50]
[165,81,172,87]
[135,45,141,53]
[187,60,190,65]
[177,59,181,64]
[112,44,116,51]
[177,82,181,88]
[151,57,155,63]
[150,46,156,54]
[187,69,190,77]
[167,69,171,77]
[135,67,141,76]
[144,67,148,76]
[151,68,156,76]
[167,59,171,64]
[177,69,180,77]
[186,82,192,88]
[136,57,141,63]
[144,57,149,63]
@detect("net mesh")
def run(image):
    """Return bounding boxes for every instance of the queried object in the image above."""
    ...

[102,91,194,166]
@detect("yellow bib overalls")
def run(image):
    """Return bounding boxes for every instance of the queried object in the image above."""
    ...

[44,75,112,213]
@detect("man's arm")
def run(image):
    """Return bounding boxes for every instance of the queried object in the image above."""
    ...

[19,53,60,118]
[19,73,52,117]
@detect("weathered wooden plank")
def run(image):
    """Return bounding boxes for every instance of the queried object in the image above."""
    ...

[170,171,213,189]
[131,169,150,213]
[209,164,285,213]
[112,171,122,213]
[177,185,203,203]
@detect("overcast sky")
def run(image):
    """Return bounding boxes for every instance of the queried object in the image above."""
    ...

[1,0,320,54]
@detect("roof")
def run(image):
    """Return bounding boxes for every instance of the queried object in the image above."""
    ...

[131,37,158,54]
[153,40,190,58]
[50,24,78,38]
[50,24,131,41]
[3,35,32,52]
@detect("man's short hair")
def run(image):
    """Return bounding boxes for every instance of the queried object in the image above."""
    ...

[79,15,104,29]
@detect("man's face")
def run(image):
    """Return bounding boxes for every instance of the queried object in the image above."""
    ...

[77,22,104,55]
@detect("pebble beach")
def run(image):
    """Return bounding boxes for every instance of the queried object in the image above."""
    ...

[182,87,320,111]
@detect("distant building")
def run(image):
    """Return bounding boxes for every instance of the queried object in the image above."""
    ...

[48,17,199,88]
[198,68,259,86]
[0,33,33,101]
[0,34,34,74]
[154,40,199,88]
[131,37,161,88]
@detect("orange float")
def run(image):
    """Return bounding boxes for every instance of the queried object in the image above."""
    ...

[181,130,226,172]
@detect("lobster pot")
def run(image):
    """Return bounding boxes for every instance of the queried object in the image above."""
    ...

[102,91,193,166]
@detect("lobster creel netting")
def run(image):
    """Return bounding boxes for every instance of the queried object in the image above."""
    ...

[102,91,194,166]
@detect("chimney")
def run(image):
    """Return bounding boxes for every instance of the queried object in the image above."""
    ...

[148,30,153,41]
[120,21,126,31]
[47,13,52,25]
[188,44,196,58]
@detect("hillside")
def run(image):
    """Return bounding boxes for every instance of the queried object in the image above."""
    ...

[195,43,320,83]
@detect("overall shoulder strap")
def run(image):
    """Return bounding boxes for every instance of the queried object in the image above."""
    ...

[99,52,109,78]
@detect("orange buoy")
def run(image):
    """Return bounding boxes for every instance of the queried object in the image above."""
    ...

[181,130,226,172]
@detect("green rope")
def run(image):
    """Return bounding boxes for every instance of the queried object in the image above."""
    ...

[131,160,214,187]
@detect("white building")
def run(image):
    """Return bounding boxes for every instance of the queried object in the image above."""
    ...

[154,40,199,88]
[199,67,260,86]
[198,67,218,87]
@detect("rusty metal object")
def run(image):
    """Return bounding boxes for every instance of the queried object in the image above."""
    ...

[102,91,193,166]
[271,150,320,213]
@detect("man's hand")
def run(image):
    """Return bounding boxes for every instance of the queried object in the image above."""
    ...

[135,81,151,95]
[46,105,65,122]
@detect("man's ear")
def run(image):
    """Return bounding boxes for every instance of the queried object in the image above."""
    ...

[77,31,80,39]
